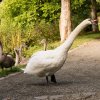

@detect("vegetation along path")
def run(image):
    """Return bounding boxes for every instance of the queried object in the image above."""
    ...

[0,39,100,100]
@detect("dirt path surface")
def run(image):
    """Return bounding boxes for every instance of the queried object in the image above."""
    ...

[0,40,100,100]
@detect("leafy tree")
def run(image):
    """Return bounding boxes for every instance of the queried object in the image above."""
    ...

[0,0,61,53]
[0,0,99,55]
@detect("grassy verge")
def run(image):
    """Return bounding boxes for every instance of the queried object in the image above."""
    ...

[25,32,100,57]
[0,65,24,78]
[71,32,100,49]
[50,32,100,49]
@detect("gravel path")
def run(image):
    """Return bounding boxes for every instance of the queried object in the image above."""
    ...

[0,40,100,100]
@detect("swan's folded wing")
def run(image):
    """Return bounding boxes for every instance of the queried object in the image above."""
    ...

[27,50,58,69]
[31,50,56,59]
[25,50,60,76]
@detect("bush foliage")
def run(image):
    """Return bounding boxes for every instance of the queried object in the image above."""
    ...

[0,0,100,57]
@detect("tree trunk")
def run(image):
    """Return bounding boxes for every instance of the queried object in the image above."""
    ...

[91,0,99,32]
[60,0,71,42]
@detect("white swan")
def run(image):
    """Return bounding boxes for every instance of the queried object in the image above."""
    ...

[24,19,94,83]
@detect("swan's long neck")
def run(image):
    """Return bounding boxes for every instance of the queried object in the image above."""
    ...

[19,45,23,61]
[14,49,20,66]
[44,42,47,51]
[0,42,3,58]
[55,19,91,52]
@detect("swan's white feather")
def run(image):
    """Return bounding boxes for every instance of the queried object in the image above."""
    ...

[24,50,67,77]
[24,19,92,78]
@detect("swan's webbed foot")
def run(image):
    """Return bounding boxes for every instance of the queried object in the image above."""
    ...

[51,74,57,83]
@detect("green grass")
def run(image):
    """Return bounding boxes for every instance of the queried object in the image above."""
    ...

[71,32,100,49]
[0,66,23,78]
[25,32,100,58]
[50,32,100,49]
[29,32,100,52]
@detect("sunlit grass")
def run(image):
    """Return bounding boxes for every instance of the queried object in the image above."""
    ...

[71,32,100,49]
[25,32,100,58]
[35,32,100,50]
[48,32,100,49]
[0,65,25,78]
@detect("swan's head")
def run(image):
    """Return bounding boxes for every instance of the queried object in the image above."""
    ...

[40,39,47,44]
[85,18,98,25]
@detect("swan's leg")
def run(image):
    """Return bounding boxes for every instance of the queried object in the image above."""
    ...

[46,76,49,84]
[51,74,57,83]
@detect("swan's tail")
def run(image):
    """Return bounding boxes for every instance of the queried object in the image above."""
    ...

[20,68,25,72]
